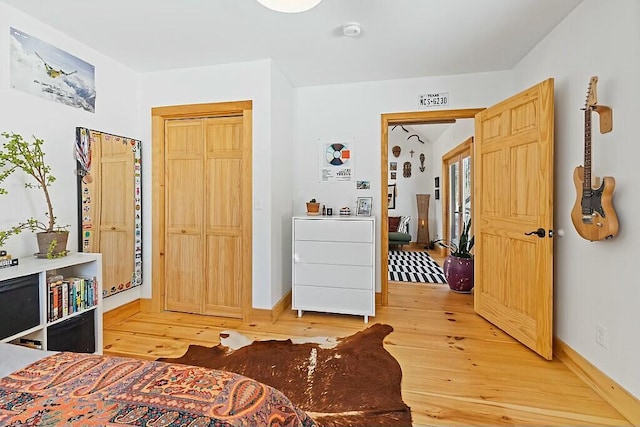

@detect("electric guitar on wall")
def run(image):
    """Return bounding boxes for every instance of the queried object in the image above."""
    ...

[571,76,619,241]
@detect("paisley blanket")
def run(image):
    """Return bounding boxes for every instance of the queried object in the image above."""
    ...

[0,352,316,427]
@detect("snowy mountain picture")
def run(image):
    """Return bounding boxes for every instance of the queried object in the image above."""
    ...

[10,27,96,113]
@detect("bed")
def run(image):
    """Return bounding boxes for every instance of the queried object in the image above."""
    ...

[0,343,316,426]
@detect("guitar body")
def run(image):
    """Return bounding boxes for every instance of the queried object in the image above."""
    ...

[571,166,619,241]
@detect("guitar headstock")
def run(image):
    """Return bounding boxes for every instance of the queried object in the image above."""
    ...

[585,76,598,108]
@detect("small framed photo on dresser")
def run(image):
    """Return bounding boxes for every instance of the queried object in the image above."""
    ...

[356,197,372,216]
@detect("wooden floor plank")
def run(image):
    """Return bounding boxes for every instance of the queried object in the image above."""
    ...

[103,282,631,426]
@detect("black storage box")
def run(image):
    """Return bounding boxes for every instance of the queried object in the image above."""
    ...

[0,273,40,340]
[47,310,95,353]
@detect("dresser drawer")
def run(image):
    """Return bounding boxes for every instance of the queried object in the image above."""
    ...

[294,219,372,243]
[295,263,372,290]
[294,241,373,266]
[293,286,374,316]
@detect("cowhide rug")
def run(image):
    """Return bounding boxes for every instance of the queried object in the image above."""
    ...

[159,323,412,427]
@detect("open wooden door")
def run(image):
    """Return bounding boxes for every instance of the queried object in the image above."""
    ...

[474,79,554,359]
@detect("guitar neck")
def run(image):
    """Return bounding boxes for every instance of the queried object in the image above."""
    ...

[583,108,592,194]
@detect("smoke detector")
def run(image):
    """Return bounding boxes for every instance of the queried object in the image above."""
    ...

[343,22,362,38]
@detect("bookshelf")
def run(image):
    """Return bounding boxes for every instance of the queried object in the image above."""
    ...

[0,252,102,353]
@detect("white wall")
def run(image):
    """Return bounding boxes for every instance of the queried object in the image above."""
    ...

[0,3,142,311]
[513,0,640,398]
[387,127,432,242]
[270,62,294,306]
[293,71,514,293]
[139,59,276,309]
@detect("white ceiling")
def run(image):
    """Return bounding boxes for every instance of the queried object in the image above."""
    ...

[3,0,582,87]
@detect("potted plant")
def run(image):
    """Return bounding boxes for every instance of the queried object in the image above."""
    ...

[306,198,320,215]
[0,132,69,258]
[436,218,474,293]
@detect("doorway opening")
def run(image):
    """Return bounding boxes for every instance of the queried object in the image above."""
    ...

[380,109,484,306]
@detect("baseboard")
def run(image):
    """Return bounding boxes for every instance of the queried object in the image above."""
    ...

[270,291,292,322]
[139,298,153,312]
[103,299,141,327]
[249,291,292,323]
[554,337,640,425]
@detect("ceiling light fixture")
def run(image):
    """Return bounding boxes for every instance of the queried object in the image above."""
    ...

[343,22,362,37]
[256,0,322,13]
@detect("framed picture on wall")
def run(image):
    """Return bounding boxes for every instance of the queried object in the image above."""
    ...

[435,189,440,200]
[434,176,440,188]
[357,197,373,216]
[390,172,396,180]
[390,162,397,171]
[387,184,396,209]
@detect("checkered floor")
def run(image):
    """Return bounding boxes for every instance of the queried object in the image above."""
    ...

[388,250,447,284]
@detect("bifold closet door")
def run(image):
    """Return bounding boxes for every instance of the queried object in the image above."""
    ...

[164,119,205,314]
[164,117,244,318]
[203,117,243,318]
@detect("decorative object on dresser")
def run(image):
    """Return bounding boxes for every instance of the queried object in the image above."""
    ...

[292,216,375,322]
[0,132,69,258]
[571,76,618,241]
[340,206,351,216]
[416,193,431,246]
[306,198,320,215]
[356,196,372,216]
[0,252,103,353]
[436,218,474,293]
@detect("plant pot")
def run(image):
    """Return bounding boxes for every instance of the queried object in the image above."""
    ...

[443,254,474,293]
[306,202,320,216]
[36,231,69,258]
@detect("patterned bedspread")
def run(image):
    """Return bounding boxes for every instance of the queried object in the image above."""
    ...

[0,352,316,426]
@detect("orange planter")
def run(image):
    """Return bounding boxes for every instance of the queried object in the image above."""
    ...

[306,202,320,215]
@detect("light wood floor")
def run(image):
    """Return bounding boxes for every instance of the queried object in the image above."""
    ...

[103,269,630,426]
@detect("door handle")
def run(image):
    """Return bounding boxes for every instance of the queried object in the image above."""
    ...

[525,228,546,238]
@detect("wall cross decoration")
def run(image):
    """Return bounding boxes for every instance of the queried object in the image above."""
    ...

[410,149,415,158]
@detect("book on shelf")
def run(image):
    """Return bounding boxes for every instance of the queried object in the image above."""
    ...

[47,275,98,321]
[15,338,43,349]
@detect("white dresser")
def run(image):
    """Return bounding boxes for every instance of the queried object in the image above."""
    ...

[292,215,375,322]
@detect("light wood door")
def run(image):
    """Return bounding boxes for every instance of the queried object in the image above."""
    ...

[165,119,205,314]
[442,137,472,248]
[164,117,245,318]
[474,79,554,359]
[203,117,243,317]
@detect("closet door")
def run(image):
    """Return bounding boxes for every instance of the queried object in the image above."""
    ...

[203,117,243,317]
[163,116,245,318]
[164,119,204,314]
